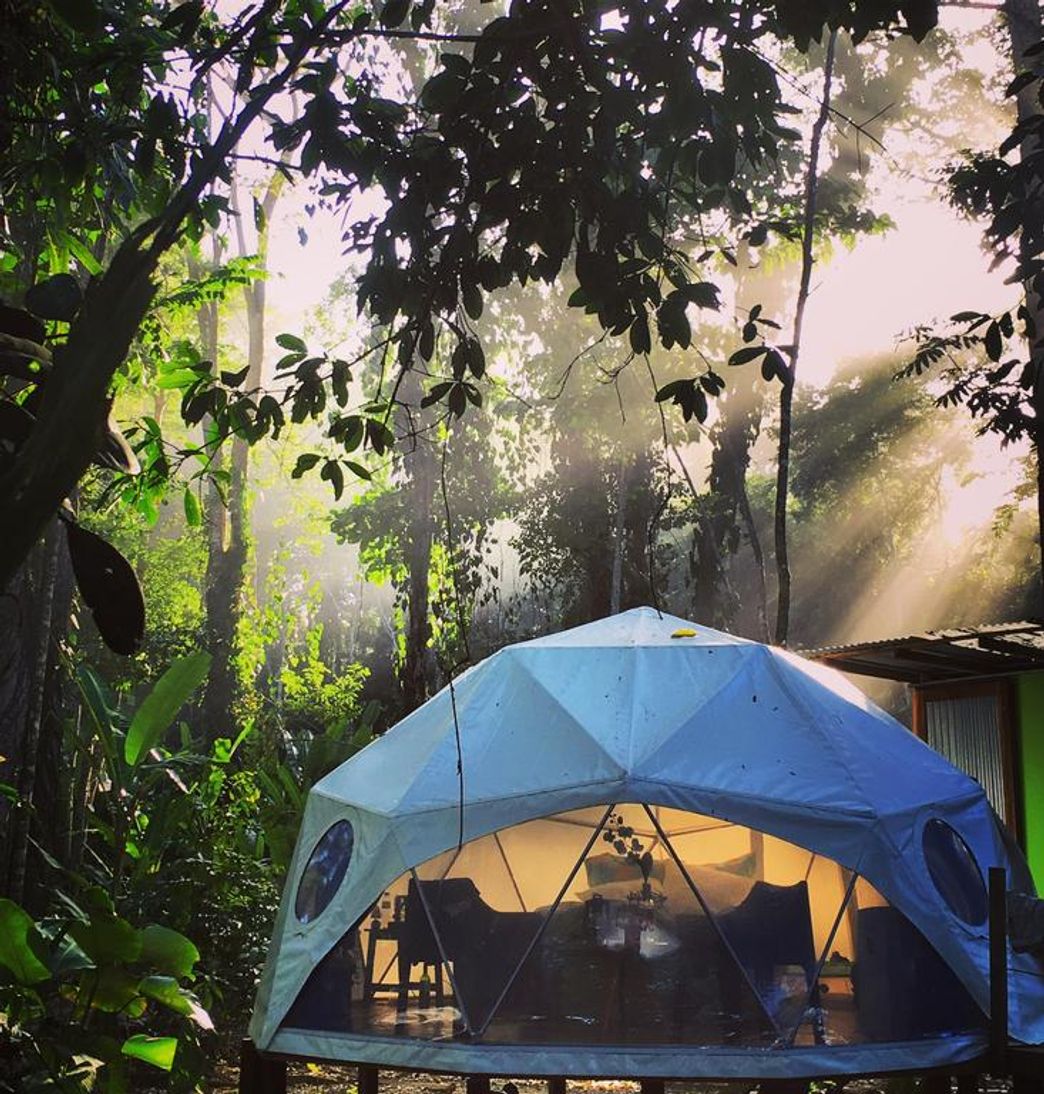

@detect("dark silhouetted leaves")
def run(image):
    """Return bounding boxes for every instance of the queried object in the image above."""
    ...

[462,282,483,321]
[64,521,145,655]
[761,349,790,384]
[25,274,83,322]
[45,0,100,34]
[275,332,306,354]
[729,345,769,366]
[655,378,709,422]
[984,320,1003,362]
[748,223,769,246]
[0,306,45,345]
[380,0,410,27]
[320,459,345,499]
[656,295,691,350]
[93,415,140,474]
[292,453,321,478]
[220,365,250,388]
[629,312,651,355]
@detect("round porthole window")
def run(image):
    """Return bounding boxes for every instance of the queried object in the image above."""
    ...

[295,820,354,924]
[922,818,987,926]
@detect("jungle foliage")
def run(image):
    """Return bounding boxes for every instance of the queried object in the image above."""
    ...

[3,0,1043,1088]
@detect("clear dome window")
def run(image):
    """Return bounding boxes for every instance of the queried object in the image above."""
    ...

[296,820,355,924]
[922,819,987,926]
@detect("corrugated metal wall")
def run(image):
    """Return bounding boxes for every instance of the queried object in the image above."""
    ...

[926,695,1007,823]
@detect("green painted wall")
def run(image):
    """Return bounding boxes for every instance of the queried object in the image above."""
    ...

[1016,673,1044,888]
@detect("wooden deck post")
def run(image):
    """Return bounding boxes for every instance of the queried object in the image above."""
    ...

[465,1076,491,1094]
[989,866,1008,1076]
[639,1079,664,1094]
[921,1075,950,1094]
[238,1039,286,1094]
[359,1065,380,1094]
[956,1073,979,1094]
[547,1078,566,1094]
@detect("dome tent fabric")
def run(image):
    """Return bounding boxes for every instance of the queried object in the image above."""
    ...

[250,608,1044,1079]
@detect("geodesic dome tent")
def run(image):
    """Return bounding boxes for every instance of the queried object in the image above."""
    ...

[250,608,1044,1079]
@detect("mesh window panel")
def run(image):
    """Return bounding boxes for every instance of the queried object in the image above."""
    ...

[282,928,361,1033]
[413,807,603,1033]
[279,804,985,1050]
[661,816,848,1038]
[800,877,985,1045]
[486,804,774,1046]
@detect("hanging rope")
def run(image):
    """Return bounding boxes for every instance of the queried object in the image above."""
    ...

[438,429,471,851]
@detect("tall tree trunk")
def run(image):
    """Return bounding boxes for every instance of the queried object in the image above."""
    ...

[1003,0,1044,610]
[189,237,232,740]
[773,29,837,647]
[0,564,31,897]
[27,521,75,906]
[200,171,284,738]
[5,519,61,905]
[690,242,771,638]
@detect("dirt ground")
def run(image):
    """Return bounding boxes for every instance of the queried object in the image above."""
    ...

[207,1064,898,1094]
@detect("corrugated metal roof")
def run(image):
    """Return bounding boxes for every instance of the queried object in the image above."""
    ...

[804,621,1044,684]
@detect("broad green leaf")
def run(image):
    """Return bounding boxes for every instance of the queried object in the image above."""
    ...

[76,665,116,735]
[59,231,103,275]
[125,652,211,766]
[121,1035,178,1071]
[183,487,201,528]
[50,933,95,976]
[155,367,203,390]
[84,965,145,1014]
[0,899,51,984]
[140,925,199,979]
[69,913,142,966]
[138,976,214,1029]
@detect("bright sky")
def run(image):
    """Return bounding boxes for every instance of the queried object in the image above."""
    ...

[801,198,1017,387]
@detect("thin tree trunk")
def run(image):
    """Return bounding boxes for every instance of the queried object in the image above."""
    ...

[610,456,626,614]
[7,519,60,905]
[1003,0,1044,607]
[774,29,837,647]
